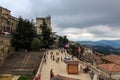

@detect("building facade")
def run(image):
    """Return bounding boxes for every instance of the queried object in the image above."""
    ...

[36,16,51,34]
[0,6,18,33]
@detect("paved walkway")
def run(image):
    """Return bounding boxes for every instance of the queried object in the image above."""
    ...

[38,49,98,80]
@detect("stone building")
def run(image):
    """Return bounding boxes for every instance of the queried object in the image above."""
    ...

[36,16,51,34]
[0,6,18,33]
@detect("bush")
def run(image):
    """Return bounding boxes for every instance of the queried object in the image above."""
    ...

[39,48,46,52]
[18,76,33,80]
[31,38,40,51]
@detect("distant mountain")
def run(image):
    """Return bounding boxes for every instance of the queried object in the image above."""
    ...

[77,40,120,48]
[75,40,120,55]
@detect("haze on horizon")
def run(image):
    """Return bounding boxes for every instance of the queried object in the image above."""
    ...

[0,0,120,41]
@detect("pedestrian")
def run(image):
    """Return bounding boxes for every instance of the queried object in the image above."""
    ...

[44,54,46,59]
[50,69,55,79]
[53,55,55,61]
[80,65,83,72]
[90,71,95,80]
[47,52,49,55]
[44,58,46,63]
[51,54,52,59]
[50,69,53,79]
[58,57,59,61]
[61,50,63,54]
[71,55,74,60]
[61,56,63,61]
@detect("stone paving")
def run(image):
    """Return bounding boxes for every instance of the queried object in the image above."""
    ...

[38,49,98,80]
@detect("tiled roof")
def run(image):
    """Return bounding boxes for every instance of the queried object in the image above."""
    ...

[98,63,120,72]
[102,54,120,65]
[52,75,80,80]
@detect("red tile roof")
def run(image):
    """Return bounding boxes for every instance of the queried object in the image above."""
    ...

[98,63,120,72]
[102,54,120,65]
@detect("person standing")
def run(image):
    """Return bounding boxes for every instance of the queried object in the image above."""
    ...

[80,65,83,72]
[61,56,63,61]
[53,55,55,61]
[50,69,53,79]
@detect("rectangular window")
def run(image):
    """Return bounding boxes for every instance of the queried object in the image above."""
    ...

[11,23,13,26]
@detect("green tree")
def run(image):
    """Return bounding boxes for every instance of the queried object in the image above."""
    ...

[31,38,40,51]
[63,36,68,44]
[11,17,36,51]
[40,19,54,48]
[58,36,69,48]
[69,44,78,56]
[58,36,64,47]
[69,43,84,59]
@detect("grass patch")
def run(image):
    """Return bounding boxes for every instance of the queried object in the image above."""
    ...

[18,76,33,80]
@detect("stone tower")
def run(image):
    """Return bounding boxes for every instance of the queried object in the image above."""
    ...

[36,16,52,34]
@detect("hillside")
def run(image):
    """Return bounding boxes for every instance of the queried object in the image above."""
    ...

[91,46,120,55]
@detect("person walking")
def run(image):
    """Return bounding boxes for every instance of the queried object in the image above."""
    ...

[50,69,55,79]
[90,71,95,80]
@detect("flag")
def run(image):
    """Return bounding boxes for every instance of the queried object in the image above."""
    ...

[78,46,81,53]
[65,43,69,48]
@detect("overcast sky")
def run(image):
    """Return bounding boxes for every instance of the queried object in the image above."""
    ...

[1,0,120,41]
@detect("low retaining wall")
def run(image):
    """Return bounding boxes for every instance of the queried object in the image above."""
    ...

[34,51,45,80]
[12,69,34,76]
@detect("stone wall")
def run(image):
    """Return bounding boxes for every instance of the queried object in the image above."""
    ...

[0,35,13,66]
[12,69,34,76]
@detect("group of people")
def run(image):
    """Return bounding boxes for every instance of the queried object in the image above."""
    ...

[50,51,63,63]
[45,49,96,80]
[80,65,95,80]
[42,49,65,64]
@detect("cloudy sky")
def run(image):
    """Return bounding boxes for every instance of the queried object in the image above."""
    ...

[1,0,120,41]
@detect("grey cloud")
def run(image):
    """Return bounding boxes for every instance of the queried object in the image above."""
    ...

[88,26,120,38]
[16,0,120,29]
[1,0,120,40]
